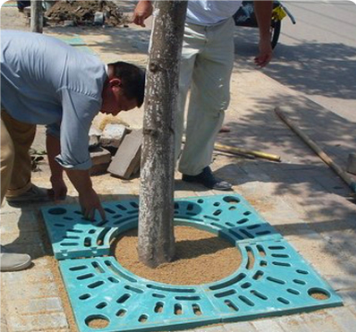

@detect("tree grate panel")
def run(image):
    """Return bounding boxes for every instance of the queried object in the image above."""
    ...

[42,194,342,332]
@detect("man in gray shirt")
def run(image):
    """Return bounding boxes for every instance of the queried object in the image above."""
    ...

[1,30,145,271]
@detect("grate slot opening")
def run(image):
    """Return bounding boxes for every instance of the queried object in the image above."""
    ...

[239,295,254,307]
[192,304,202,315]
[225,300,239,312]
[174,304,183,315]
[117,294,131,304]
[251,290,268,300]
[116,309,126,317]
[138,314,148,323]
[88,281,104,289]
[237,218,249,225]
[154,302,164,313]
[267,276,285,285]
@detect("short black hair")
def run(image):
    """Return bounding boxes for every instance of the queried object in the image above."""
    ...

[109,61,146,107]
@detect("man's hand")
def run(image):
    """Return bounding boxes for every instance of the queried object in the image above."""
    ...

[254,0,273,68]
[132,0,153,27]
[254,36,273,67]
[65,169,106,222]
[49,176,67,202]
[79,188,106,222]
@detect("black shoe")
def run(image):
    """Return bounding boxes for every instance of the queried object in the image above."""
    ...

[182,166,232,191]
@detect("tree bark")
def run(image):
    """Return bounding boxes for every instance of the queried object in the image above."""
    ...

[138,1,188,268]
[31,0,43,33]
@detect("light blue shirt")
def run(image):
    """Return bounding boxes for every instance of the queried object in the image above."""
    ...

[186,0,242,25]
[1,30,107,170]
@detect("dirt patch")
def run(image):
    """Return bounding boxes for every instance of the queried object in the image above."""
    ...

[113,225,242,285]
[46,1,127,27]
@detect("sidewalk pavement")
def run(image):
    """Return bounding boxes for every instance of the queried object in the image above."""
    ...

[1,4,356,332]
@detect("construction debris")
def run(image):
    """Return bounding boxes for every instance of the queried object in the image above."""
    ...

[89,146,112,176]
[100,123,127,149]
[108,129,143,179]
[45,1,127,27]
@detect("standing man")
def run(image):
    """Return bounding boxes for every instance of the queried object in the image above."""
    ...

[1,30,145,271]
[133,0,272,190]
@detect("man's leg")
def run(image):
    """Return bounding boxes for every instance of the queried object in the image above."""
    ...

[175,24,204,162]
[0,114,31,271]
[1,111,48,203]
[179,18,235,181]
[1,117,15,204]
[1,111,35,197]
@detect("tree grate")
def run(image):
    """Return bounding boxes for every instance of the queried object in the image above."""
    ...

[42,194,342,332]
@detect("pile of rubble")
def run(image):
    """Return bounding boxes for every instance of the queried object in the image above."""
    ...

[45,1,127,27]
[89,121,142,179]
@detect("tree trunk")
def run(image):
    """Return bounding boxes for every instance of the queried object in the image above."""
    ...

[31,0,43,33]
[138,1,188,268]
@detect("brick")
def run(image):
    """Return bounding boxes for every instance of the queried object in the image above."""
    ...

[7,313,68,332]
[6,297,64,315]
[90,147,112,175]
[252,318,284,332]
[108,129,142,179]
[90,147,112,166]
[327,307,356,331]
[277,315,313,332]
[100,123,127,148]
[0,211,40,234]
[326,275,356,292]
[301,312,342,332]
[3,282,59,300]
[338,289,356,305]
[224,321,257,332]
[194,326,227,332]
[2,269,54,285]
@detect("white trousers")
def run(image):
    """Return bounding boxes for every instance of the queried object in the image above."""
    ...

[176,17,235,176]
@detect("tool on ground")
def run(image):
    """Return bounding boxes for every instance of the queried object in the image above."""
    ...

[213,142,281,162]
[275,107,356,194]
[182,137,281,162]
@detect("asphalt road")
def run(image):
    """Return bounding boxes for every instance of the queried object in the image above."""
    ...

[234,0,356,123]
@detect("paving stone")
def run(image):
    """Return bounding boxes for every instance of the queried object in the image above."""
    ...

[100,123,127,148]
[326,275,356,292]
[277,315,313,332]
[108,128,142,179]
[1,269,54,285]
[1,313,8,332]
[194,326,227,332]
[0,231,43,246]
[7,312,68,332]
[224,321,257,332]
[89,146,112,175]
[6,297,64,315]
[0,211,40,234]
[252,318,284,332]
[301,311,343,332]
[3,282,59,301]
[327,307,356,332]
[338,289,356,306]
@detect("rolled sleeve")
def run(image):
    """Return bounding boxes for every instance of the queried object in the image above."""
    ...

[55,88,101,170]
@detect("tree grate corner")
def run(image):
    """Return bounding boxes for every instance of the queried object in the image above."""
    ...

[42,194,342,332]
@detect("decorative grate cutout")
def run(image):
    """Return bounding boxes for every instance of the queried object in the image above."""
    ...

[42,194,343,332]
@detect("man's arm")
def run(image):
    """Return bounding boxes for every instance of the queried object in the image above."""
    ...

[47,134,105,221]
[254,0,273,67]
[46,133,67,201]
[132,0,153,27]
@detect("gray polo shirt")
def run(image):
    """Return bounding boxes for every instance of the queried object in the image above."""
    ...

[1,30,107,170]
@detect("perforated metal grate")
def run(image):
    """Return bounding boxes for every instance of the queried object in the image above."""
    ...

[42,195,342,332]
